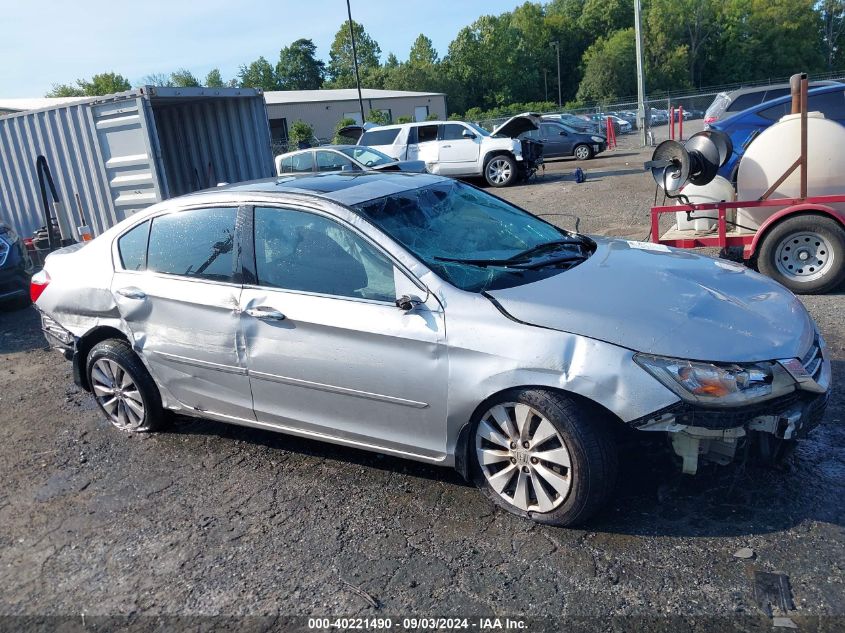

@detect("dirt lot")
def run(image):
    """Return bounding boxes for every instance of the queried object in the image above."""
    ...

[1,133,843,631]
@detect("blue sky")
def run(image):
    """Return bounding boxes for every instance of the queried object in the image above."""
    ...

[3,0,524,98]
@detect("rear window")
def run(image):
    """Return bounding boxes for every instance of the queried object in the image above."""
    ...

[147,207,237,281]
[727,92,764,113]
[360,129,400,147]
[117,220,150,271]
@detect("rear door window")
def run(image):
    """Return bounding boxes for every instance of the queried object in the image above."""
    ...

[759,101,790,121]
[360,129,400,146]
[416,125,439,143]
[147,207,238,282]
[809,90,845,119]
[290,151,315,173]
[117,220,150,271]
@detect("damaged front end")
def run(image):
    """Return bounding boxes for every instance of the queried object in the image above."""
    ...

[631,335,830,474]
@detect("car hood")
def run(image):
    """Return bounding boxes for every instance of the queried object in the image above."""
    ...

[485,238,814,362]
[492,113,542,138]
[372,159,427,173]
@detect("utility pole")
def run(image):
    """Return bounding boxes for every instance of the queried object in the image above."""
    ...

[544,68,548,102]
[634,0,648,146]
[346,0,366,125]
[551,41,562,107]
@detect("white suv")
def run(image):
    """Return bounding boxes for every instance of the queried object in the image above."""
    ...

[357,114,543,187]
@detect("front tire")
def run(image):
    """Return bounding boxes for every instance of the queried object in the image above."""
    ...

[471,389,618,526]
[573,144,593,161]
[86,339,166,432]
[757,214,845,294]
[484,155,517,187]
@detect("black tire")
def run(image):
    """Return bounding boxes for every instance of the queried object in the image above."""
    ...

[757,214,845,294]
[470,389,618,527]
[573,144,594,161]
[86,339,167,432]
[484,154,517,187]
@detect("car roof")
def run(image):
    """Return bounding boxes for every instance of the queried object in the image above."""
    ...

[277,145,358,157]
[185,172,450,207]
[723,80,841,100]
[715,84,845,127]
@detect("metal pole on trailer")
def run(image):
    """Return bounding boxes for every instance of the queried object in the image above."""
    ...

[634,0,648,146]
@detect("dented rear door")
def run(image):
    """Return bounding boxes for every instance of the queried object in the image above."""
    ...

[111,205,253,419]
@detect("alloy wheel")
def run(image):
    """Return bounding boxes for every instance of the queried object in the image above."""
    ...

[774,231,834,283]
[475,402,572,513]
[574,145,590,160]
[90,359,146,430]
[486,158,512,185]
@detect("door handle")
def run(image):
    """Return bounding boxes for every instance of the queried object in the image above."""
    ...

[245,306,286,321]
[442,144,451,148]
[116,287,146,300]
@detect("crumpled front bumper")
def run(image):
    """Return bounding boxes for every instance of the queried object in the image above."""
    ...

[629,337,831,474]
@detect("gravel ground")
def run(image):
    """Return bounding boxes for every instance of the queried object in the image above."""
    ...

[0,130,843,631]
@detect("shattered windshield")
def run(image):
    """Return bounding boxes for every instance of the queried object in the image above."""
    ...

[354,180,592,292]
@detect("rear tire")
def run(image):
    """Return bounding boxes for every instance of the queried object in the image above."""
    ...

[484,155,517,187]
[757,214,845,294]
[86,339,167,432]
[573,144,593,161]
[470,389,618,526]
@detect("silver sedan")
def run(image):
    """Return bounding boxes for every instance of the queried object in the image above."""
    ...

[33,172,831,526]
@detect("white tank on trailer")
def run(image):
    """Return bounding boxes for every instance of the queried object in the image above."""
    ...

[675,176,736,232]
[737,112,845,229]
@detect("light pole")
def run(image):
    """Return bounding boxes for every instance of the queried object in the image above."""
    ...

[544,68,548,102]
[346,0,366,125]
[550,41,562,107]
[634,0,648,145]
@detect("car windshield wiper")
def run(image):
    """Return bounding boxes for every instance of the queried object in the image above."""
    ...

[433,238,584,268]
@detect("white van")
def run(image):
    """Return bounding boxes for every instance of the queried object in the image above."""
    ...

[356,114,543,187]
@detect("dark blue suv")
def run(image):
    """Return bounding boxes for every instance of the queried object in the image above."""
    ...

[712,84,845,183]
[0,221,33,307]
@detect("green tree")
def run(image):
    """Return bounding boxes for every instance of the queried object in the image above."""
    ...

[366,109,391,125]
[170,68,200,87]
[141,73,173,87]
[396,115,413,123]
[205,68,226,87]
[326,20,382,87]
[819,0,845,70]
[288,120,315,149]
[47,72,131,97]
[646,0,717,87]
[409,34,439,65]
[276,38,325,89]
[238,56,280,90]
[576,28,637,103]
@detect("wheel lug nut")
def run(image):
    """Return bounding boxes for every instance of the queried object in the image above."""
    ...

[510,457,517,465]
[522,466,530,473]
[530,457,538,464]
[522,441,530,449]
[510,441,517,449]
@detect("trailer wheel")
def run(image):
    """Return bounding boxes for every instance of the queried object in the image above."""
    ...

[757,214,845,294]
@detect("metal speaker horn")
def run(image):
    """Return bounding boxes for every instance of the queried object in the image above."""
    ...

[645,140,689,192]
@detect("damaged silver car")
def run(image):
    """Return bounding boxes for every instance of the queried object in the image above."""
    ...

[33,172,830,526]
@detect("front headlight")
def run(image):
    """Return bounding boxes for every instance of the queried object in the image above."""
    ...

[633,354,795,407]
[590,135,605,143]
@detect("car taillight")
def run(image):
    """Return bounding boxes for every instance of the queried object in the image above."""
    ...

[30,269,50,303]
[704,116,716,124]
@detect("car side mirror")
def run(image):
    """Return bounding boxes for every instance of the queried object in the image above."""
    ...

[462,130,476,139]
[559,131,568,136]
[341,164,354,171]
[395,294,423,311]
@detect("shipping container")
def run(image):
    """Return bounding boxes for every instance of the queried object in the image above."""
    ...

[0,86,274,238]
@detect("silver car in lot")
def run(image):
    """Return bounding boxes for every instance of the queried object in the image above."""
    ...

[33,172,831,526]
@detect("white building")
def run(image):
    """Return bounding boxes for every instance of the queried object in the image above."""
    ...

[263,88,448,144]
